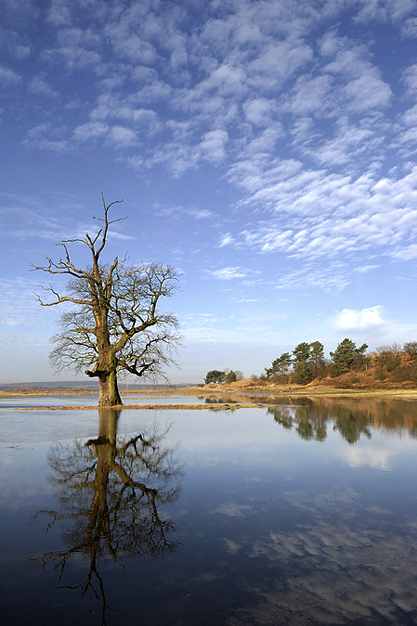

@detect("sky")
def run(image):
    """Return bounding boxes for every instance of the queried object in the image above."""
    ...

[1,0,417,385]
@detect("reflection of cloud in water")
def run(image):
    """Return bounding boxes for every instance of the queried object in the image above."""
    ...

[225,493,417,625]
[212,502,253,517]
[338,434,417,470]
[224,538,241,555]
[342,445,392,470]
[365,506,393,516]
[0,452,47,510]
[229,525,417,624]
[282,487,360,517]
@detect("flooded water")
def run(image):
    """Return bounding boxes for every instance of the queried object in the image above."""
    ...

[1,395,417,625]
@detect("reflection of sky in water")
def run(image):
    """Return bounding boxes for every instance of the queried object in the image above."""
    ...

[1,399,417,625]
[0,392,207,409]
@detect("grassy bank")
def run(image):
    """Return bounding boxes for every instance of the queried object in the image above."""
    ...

[176,387,417,399]
[2,380,417,401]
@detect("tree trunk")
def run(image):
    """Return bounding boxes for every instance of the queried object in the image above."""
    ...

[97,370,123,407]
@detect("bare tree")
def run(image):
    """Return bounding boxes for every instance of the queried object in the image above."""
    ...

[31,196,181,406]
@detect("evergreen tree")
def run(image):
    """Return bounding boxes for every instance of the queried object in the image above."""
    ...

[226,370,237,384]
[330,338,368,376]
[265,352,292,377]
[310,341,325,378]
[292,342,312,384]
[205,370,226,384]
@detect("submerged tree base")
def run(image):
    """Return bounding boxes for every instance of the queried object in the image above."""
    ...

[97,377,123,407]
[85,368,123,406]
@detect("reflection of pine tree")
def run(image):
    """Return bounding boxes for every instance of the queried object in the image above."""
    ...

[269,397,417,444]
[332,408,372,444]
[32,409,182,624]
[269,405,327,441]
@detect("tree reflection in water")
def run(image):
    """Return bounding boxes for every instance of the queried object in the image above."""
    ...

[269,404,328,442]
[268,396,417,444]
[32,409,182,624]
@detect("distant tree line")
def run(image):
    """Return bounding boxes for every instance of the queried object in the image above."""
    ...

[204,339,417,386]
[263,339,417,385]
[204,369,244,385]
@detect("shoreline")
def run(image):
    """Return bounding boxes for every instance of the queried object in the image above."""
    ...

[2,385,417,402]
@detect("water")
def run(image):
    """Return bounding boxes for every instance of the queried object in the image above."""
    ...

[0,392,207,410]
[1,395,417,625]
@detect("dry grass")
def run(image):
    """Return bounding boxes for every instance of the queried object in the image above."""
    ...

[3,374,417,406]
[0,388,96,398]
[10,402,266,411]
[175,383,417,399]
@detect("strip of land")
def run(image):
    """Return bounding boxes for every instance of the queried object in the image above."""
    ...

[9,403,268,411]
[2,381,417,400]
[3,378,417,411]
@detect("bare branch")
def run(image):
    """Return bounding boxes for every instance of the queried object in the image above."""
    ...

[32,196,181,406]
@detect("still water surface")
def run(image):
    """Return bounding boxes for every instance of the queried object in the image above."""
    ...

[1,395,417,625]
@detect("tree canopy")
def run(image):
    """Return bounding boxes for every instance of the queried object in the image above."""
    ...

[265,342,325,384]
[31,196,181,406]
[330,338,368,376]
[292,342,312,384]
[225,370,237,384]
[263,338,417,387]
[265,352,292,377]
[205,370,226,384]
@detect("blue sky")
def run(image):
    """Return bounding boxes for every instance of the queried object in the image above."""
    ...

[1,0,417,384]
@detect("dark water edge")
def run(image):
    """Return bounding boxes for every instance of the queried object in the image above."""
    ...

[1,398,417,625]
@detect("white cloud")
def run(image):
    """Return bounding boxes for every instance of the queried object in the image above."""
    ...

[46,0,72,26]
[391,243,417,261]
[343,71,392,113]
[273,262,351,292]
[219,233,235,247]
[333,306,385,331]
[244,97,276,126]
[201,63,247,97]
[283,74,333,116]
[353,0,388,24]
[108,125,137,148]
[244,124,283,156]
[204,266,253,280]
[248,39,313,87]
[189,209,213,219]
[198,129,229,163]
[73,121,108,142]
[230,164,417,264]
[401,64,417,95]
[324,40,371,78]
[43,26,103,70]
[25,123,69,152]
[354,264,379,274]
[0,65,20,86]
[28,75,59,97]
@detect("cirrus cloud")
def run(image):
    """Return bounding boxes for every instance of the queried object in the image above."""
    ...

[204,266,256,280]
